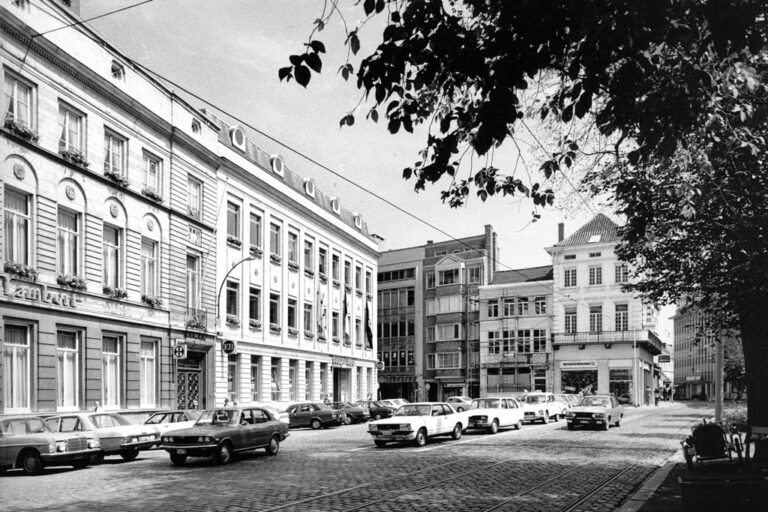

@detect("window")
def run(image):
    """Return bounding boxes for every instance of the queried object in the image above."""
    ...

[187,177,202,218]
[270,223,282,257]
[332,253,340,281]
[3,324,30,410]
[58,104,84,153]
[426,326,435,342]
[616,304,629,331]
[534,297,547,315]
[4,188,30,264]
[250,355,261,402]
[344,260,352,287]
[111,60,125,80]
[436,324,460,340]
[269,293,280,325]
[227,202,240,240]
[186,255,200,309]
[501,330,514,352]
[533,330,547,352]
[437,352,460,369]
[139,340,156,407]
[250,212,262,249]
[332,311,340,339]
[355,266,362,291]
[287,298,297,329]
[4,71,35,129]
[565,307,577,334]
[304,303,313,334]
[468,267,481,284]
[407,288,415,306]
[517,330,531,353]
[355,318,362,344]
[438,268,459,285]
[103,130,126,176]
[141,237,158,296]
[142,151,162,193]
[564,268,577,287]
[56,330,80,408]
[102,336,121,407]
[589,265,602,285]
[57,208,80,275]
[589,252,602,258]
[271,359,281,401]
[615,263,629,284]
[224,282,239,320]
[102,225,122,288]
[288,231,299,264]
[517,297,529,316]
[426,272,435,289]
[249,287,262,323]
[499,298,512,316]
[228,355,239,402]
[488,331,500,354]
[589,305,603,332]
[319,246,328,276]
[564,254,576,260]
[304,239,314,271]
[487,299,499,318]
[289,361,298,401]
[365,271,372,294]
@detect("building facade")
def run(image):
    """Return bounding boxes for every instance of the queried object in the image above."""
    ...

[547,215,663,405]
[478,266,554,395]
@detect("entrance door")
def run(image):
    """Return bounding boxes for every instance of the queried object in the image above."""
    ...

[177,370,201,409]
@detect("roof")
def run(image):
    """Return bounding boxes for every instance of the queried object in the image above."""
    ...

[556,214,621,247]
[491,265,553,284]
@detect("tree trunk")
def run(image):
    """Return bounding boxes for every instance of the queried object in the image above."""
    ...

[739,290,768,468]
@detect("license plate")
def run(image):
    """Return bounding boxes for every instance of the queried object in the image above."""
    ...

[469,422,477,427]
[177,449,186,455]
[579,420,590,424]
[140,435,151,442]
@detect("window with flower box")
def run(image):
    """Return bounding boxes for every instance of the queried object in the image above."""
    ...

[4,188,30,265]
[103,130,127,178]
[142,151,162,198]
[102,225,122,289]
[58,103,85,154]
[4,71,36,136]
[57,208,80,276]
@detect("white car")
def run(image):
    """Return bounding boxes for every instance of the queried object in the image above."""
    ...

[143,410,202,434]
[446,396,474,412]
[521,392,568,423]
[466,397,525,433]
[381,398,410,408]
[368,402,466,447]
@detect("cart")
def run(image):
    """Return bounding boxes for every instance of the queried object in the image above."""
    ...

[682,419,743,470]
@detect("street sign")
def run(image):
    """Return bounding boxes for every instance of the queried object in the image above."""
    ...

[222,340,237,354]
[172,343,187,359]
[375,360,385,370]
[659,355,671,363]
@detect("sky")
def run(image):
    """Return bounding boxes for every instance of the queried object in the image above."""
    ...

[77,0,675,339]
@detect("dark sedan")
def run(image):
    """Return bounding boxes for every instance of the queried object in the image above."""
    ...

[356,400,397,420]
[158,406,289,465]
[285,402,343,429]
[330,401,371,424]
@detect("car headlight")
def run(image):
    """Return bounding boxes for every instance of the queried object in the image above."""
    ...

[538,409,544,415]
[565,412,574,418]
[400,424,411,430]
[48,441,57,454]
[368,424,376,431]
[593,413,605,419]
[56,440,67,452]
[87,438,100,449]
[162,436,172,443]
[480,416,488,422]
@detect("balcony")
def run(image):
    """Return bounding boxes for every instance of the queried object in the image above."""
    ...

[552,330,663,355]
[185,308,209,331]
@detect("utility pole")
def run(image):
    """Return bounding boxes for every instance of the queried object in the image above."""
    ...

[715,336,724,423]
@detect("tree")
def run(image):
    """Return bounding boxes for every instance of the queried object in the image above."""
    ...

[281,0,768,464]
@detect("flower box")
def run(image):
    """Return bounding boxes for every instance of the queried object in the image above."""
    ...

[104,169,130,188]
[332,336,340,343]
[4,262,38,282]
[304,268,315,278]
[288,327,299,336]
[288,261,300,272]
[187,205,200,219]
[270,253,282,264]
[103,285,127,299]
[356,289,363,296]
[186,316,206,330]
[226,314,241,326]
[141,187,163,203]
[4,115,39,143]
[317,335,327,342]
[332,279,340,287]
[319,273,328,283]
[249,246,263,258]
[304,331,315,339]
[60,148,89,168]
[57,274,87,290]
[226,235,242,247]
[343,335,352,346]
[269,323,282,333]
[345,284,352,293]
[141,294,163,308]
[249,319,262,329]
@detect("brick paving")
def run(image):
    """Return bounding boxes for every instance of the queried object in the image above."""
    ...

[0,402,713,512]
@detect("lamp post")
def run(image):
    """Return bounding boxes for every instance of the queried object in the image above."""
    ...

[216,255,256,330]
[715,335,724,423]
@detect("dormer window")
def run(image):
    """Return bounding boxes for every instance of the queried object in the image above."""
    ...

[191,119,201,134]
[353,213,363,230]
[270,154,285,178]
[303,178,315,198]
[588,234,601,243]
[330,197,340,215]
[111,61,125,81]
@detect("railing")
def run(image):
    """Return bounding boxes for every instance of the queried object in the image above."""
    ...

[552,329,663,353]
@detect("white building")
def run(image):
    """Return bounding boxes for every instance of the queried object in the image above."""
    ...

[547,215,663,405]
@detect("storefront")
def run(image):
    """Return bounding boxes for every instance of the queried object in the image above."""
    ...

[560,360,599,395]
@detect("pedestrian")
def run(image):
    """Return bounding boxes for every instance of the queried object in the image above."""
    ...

[654,388,660,407]
[94,400,101,412]
[223,398,229,407]
[323,394,330,405]
[645,387,652,406]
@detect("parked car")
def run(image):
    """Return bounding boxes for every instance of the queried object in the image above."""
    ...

[617,393,633,405]
[446,396,474,412]
[258,404,290,424]
[383,398,411,408]
[565,395,624,430]
[330,401,371,424]
[0,416,100,475]
[357,400,397,420]
[158,406,289,465]
[143,410,202,434]
[521,392,568,423]
[45,412,159,462]
[554,394,575,409]
[285,402,343,429]
[367,402,466,447]
[467,397,525,433]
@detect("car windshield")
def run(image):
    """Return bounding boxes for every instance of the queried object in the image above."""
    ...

[525,395,547,404]
[473,398,500,408]
[196,409,237,425]
[1,418,52,436]
[91,413,130,428]
[580,397,611,408]
[395,405,431,416]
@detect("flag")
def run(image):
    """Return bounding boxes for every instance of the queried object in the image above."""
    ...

[364,301,373,350]
[343,288,349,341]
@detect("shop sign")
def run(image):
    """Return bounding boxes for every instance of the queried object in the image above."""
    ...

[560,360,597,369]
[686,375,701,381]
[331,356,354,368]
[658,355,671,363]
[222,340,237,354]
[1,274,83,308]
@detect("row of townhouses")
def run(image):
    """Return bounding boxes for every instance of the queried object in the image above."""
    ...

[1,0,379,416]
[377,216,668,407]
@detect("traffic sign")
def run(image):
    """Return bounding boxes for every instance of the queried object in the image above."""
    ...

[222,340,237,354]
[658,355,671,363]
[375,360,385,370]
[172,343,187,359]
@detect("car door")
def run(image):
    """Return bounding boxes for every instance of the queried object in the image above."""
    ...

[507,398,524,424]
[296,404,312,427]
[234,410,253,450]
[251,408,272,447]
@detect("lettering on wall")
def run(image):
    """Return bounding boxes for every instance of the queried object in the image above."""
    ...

[0,275,84,308]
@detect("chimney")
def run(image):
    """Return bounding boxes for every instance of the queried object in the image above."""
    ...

[426,240,433,245]
[558,222,565,243]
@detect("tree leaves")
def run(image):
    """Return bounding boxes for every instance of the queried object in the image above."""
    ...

[294,64,311,88]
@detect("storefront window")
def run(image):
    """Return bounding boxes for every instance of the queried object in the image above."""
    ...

[560,369,597,395]
[609,369,632,399]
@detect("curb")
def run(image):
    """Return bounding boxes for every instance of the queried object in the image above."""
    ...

[618,448,683,512]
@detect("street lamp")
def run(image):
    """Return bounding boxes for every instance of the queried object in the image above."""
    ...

[216,255,256,330]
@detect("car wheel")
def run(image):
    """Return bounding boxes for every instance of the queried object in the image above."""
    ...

[344,414,353,425]
[451,423,463,440]
[216,442,233,465]
[603,419,610,431]
[489,419,499,435]
[311,419,322,430]
[515,420,522,430]
[457,406,465,412]
[374,440,387,448]
[541,412,549,424]
[121,449,139,461]
[72,460,89,469]
[414,428,427,447]
[553,413,560,422]
[20,450,43,476]
[170,452,187,465]
[266,435,280,456]
[567,424,575,430]
[615,415,622,427]
[90,452,105,465]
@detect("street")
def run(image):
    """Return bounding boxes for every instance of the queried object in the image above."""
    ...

[1,402,710,512]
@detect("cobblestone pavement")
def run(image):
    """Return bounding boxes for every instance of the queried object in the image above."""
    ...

[0,402,712,512]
